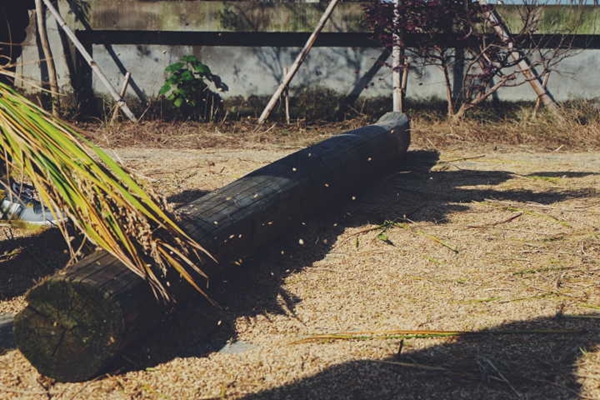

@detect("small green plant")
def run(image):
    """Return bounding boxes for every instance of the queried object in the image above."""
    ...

[159,55,228,121]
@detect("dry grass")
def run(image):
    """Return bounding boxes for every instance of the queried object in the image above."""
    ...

[411,116,600,151]
[85,102,600,152]
[409,99,600,151]
[0,115,599,399]
[83,118,369,150]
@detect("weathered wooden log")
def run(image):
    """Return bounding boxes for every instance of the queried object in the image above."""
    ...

[14,112,410,382]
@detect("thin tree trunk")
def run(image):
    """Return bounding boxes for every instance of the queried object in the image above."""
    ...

[532,71,551,119]
[441,60,455,117]
[453,75,510,120]
[35,0,60,117]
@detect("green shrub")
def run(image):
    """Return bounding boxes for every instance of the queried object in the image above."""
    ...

[159,55,228,121]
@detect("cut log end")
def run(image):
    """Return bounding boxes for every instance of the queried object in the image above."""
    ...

[14,280,124,382]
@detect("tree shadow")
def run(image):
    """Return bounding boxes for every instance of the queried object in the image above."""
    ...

[65,0,148,107]
[346,152,599,226]
[117,148,599,388]
[0,311,13,354]
[0,228,69,301]
[0,229,70,355]
[242,314,600,400]
[218,1,389,122]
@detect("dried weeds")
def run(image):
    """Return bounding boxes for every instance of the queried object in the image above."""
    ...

[0,120,598,399]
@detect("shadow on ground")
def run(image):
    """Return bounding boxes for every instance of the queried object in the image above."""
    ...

[166,189,209,207]
[0,228,71,355]
[114,149,599,400]
[242,314,599,400]
[0,228,69,301]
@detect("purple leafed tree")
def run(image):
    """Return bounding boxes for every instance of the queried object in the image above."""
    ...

[364,0,577,119]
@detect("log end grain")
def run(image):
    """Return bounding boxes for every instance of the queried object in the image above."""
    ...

[14,279,125,382]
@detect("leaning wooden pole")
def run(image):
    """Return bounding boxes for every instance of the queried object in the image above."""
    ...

[35,0,60,116]
[258,0,341,124]
[15,113,410,382]
[40,0,137,122]
[479,1,562,117]
[110,72,131,123]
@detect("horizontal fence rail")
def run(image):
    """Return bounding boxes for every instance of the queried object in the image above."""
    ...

[76,31,600,49]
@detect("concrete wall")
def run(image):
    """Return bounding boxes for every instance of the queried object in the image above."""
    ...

[15,1,600,108]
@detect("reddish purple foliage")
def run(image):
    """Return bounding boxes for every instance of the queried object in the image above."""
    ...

[364,0,486,48]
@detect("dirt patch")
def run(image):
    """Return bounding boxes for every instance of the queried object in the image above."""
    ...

[0,137,599,399]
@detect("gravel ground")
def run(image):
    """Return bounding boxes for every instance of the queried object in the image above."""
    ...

[0,145,598,400]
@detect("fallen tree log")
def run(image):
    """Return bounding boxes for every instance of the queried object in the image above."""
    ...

[14,112,410,382]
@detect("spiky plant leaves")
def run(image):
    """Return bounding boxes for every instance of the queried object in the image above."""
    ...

[0,82,213,301]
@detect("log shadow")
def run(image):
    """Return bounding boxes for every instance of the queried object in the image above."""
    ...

[342,151,600,226]
[0,314,13,355]
[166,189,210,208]
[119,150,599,385]
[241,314,600,400]
[0,228,69,301]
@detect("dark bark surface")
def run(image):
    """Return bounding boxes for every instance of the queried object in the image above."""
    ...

[14,112,410,382]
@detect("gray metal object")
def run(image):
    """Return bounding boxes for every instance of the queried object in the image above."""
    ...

[0,314,14,350]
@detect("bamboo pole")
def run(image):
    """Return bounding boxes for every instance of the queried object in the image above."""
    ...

[283,66,290,124]
[35,0,60,117]
[401,60,409,107]
[478,1,562,117]
[258,0,341,124]
[40,0,137,122]
[110,72,130,123]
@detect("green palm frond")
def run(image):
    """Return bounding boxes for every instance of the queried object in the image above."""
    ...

[0,82,213,300]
